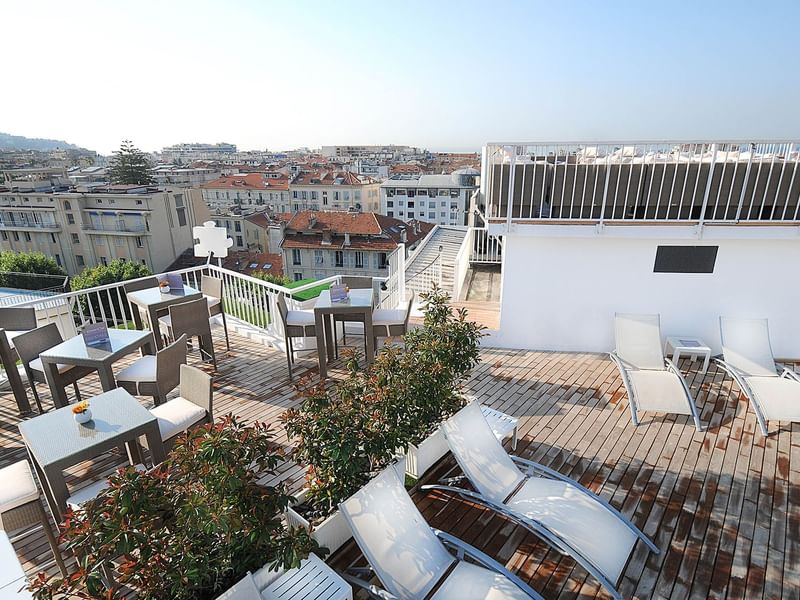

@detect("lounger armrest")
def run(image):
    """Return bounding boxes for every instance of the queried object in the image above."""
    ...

[433,529,544,600]
[664,358,694,397]
[340,569,398,599]
[714,358,752,387]
[780,367,800,382]
[609,352,637,408]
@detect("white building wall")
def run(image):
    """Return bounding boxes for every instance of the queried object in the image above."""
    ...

[492,231,800,359]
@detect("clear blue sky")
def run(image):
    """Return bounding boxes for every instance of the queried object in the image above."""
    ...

[4,0,799,154]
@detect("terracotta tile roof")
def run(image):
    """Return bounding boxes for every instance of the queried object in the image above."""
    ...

[222,251,283,277]
[201,173,289,191]
[244,211,293,229]
[281,211,434,251]
[286,211,382,235]
[291,170,378,186]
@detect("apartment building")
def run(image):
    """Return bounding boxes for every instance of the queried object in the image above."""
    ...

[201,173,290,213]
[150,165,221,186]
[320,145,425,162]
[160,142,237,162]
[281,210,433,281]
[380,169,478,226]
[0,178,206,276]
[289,170,381,213]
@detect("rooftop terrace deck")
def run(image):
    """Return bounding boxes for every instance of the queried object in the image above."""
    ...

[1,329,798,599]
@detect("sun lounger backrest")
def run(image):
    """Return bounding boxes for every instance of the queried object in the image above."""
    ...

[720,317,778,377]
[442,402,525,505]
[614,313,665,370]
[339,466,456,600]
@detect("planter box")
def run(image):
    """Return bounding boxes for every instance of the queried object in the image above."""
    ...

[405,426,449,480]
[285,489,352,555]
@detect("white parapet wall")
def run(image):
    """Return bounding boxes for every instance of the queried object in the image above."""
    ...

[488,226,800,359]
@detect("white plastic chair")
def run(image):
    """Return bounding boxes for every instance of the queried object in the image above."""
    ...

[339,464,541,600]
[425,402,660,600]
[610,313,702,430]
[716,317,800,436]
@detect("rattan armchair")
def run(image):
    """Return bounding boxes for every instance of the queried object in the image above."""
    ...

[123,277,160,329]
[149,364,213,449]
[0,306,38,414]
[158,297,217,369]
[12,324,95,412]
[276,294,316,381]
[116,334,188,405]
[201,275,230,350]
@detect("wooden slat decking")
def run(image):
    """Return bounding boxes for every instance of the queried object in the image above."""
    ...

[1,330,798,599]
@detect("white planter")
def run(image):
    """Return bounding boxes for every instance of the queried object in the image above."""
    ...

[74,409,93,424]
[405,427,449,479]
[285,489,352,555]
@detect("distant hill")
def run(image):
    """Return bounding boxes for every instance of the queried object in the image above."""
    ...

[0,132,84,151]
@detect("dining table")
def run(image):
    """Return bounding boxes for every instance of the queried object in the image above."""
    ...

[39,328,155,408]
[18,387,165,522]
[313,288,375,379]
[126,284,202,349]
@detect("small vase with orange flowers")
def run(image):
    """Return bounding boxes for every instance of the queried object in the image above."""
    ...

[72,400,92,424]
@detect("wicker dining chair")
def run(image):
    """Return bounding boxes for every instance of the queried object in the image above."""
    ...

[276,294,315,381]
[12,324,95,412]
[371,292,415,350]
[147,364,214,450]
[201,275,230,351]
[0,460,68,577]
[116,334,188,406]
[0,306,39,414]
[158,298,217,369]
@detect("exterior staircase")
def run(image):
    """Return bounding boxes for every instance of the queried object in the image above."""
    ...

[404,226,467,299]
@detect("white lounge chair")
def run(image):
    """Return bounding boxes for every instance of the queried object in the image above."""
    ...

[610,313,702,430]
[716,317,800,436]
[425,402,659,600]
[339,465,541,600]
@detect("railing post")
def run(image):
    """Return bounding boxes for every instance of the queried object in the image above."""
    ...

[505,147,516,231]
[698,143,718,228]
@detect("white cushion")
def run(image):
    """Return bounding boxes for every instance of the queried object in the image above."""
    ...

[150,397,207,441]
[627,369,695,415]
[5,329,31,350]
[67,464,146,510]
[286,310,315,326]
[216,572,260,600]
[372,308,406,326]
[506,477,638,586]
[0,461,39,513]
[158,314,172,334]
[431,560,531,600]
[116,355,157,384]
[29,358,74,374]
[745,376,800,422]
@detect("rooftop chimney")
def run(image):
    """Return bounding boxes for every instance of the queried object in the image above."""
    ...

[344,232,351,246]
[399,226,407,244]
[309,213,317,228]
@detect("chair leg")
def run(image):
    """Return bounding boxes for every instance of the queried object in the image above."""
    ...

[221,312,230,351]
[285,336,293,380]
[72,381,82,403]
[36,501,68,578]
[30,382,44,413]
[342,321,347,345]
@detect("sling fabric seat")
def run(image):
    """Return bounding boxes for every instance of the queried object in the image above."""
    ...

[432,402,659,600]
[610,313,701,430]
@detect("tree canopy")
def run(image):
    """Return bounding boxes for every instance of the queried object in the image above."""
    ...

[0,250,65,276]
[71,259,152,291]
[108,140,154,185]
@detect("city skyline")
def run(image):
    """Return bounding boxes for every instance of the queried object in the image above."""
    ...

[3,0,800,155]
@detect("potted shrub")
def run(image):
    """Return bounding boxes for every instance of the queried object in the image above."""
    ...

[28,416,318,600]
[400,287,485,478]
[281,287,484,550]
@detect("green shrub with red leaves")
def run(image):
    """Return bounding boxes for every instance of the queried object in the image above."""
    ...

[29,415,318,600]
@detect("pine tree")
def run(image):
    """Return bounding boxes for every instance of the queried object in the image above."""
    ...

[108,140,154,185]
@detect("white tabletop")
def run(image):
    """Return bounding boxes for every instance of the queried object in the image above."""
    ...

[39,328,152,363]
[314,288,373,310]
[665,336,711,350]
[126,285,201,308]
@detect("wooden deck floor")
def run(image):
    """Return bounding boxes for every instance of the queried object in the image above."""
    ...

[1,330,798,599]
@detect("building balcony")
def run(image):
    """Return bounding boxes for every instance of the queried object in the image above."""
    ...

[0,219,60,231]
[483,140,800,231]
[81,222,149,235]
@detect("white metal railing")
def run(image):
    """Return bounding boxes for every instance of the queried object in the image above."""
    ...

[483,141,800,226]
[0,218,59,229]
[382,244,406,309]
[470,228,502,264]
[4,264,405,342]
[405,253,441,298]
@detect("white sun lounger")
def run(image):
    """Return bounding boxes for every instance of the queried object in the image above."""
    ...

[339,465,542,600]
[424,402,659,600]
[716,317,800,436]
[610,313,702,430]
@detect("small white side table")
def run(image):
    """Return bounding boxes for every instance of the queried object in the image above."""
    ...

[261,553,351,600]
[664,336,712,374]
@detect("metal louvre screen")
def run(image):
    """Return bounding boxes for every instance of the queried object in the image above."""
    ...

[654,246,718,273]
